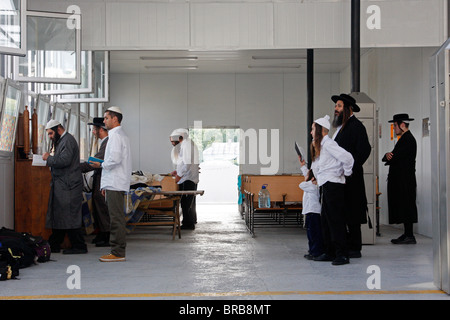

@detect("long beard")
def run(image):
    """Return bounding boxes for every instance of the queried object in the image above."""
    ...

[52,131,61,145]
[332,112,343,128]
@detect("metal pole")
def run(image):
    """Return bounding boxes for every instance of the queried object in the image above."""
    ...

[307,49,313,165]
[351,0,360,93]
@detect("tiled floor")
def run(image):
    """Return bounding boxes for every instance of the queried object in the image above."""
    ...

[1,204,448,301]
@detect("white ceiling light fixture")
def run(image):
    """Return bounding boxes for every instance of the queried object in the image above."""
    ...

[144,66,198,70]
[248,65,301,69]
[140,56,198,60]
[251,55,306,60]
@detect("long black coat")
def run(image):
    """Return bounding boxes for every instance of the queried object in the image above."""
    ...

[382,130,418,224]
[80,137,110,232]
[45,133,83,229]
[334,116,372,224]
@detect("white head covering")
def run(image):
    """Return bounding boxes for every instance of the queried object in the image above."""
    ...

[170,128,189,141]
[106,106,122,114]
[45,119,61,130]
[314,115,331,130]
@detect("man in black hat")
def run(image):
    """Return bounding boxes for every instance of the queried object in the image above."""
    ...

[80,117,110,247]
[331,93,371,258]
[382,113,418,244]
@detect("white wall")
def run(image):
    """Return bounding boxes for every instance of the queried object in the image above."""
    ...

[110,72,338,176]
[340,47,437,237]
[29,0,446,50]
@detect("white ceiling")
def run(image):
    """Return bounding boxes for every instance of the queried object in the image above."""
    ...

[110,48,369,74]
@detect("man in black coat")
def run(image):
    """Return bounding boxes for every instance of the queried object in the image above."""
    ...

[331,93,371,258]
[382,114,418,244]
[80,118,110,247]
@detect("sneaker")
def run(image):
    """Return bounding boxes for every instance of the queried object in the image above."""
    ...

[99,254,126,262]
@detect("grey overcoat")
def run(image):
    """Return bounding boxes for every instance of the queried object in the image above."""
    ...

[45,132,83,229]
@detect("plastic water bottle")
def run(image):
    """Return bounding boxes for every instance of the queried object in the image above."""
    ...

[258,184,271,208]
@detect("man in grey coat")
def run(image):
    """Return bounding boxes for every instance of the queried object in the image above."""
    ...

[43,119,87,254]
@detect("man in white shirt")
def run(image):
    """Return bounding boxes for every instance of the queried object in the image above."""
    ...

[170,128,199,230]
[312,115,354,266]
[90,106,132,262]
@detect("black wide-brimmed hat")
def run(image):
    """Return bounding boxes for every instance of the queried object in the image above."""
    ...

[88,117,106,129]
[388,113,415,123]
[331,93,360,112]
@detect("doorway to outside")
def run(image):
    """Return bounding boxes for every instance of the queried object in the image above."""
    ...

[189,127,240,204]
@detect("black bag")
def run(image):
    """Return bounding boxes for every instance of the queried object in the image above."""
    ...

[0,244,20,280]
[22,233,51,263]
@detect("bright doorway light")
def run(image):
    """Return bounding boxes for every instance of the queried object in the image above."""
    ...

[189,127,240,204]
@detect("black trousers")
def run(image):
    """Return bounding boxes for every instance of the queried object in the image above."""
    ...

[48,228,87,251]
[179,180,197,226]
[321,182,348,258]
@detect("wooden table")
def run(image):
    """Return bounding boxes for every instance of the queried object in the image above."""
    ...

[126,189,204,239]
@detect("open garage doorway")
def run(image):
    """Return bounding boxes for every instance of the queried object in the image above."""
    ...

[189,126,240,204]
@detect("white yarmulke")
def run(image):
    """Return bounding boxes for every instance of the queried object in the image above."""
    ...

[107,106,122,114]
[170,128,188,141]
[45,119,61,130]
[314,115,331,130]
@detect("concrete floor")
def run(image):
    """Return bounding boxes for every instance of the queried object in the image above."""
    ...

[1,204,449,301]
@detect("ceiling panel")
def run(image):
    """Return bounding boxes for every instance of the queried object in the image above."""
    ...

[109,48,368,74]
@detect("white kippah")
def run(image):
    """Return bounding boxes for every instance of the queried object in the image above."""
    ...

[45,119,61,130]
[314,115,331,130]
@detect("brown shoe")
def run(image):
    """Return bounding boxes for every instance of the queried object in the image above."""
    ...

[99,254,126,262]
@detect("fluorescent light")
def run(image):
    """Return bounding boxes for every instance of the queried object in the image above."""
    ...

[140,56,198,60]
[145,66,198,70]
[248,65,301,69]
[252,55,306,60]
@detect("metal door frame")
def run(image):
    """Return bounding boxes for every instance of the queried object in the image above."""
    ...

[430,37,450,294]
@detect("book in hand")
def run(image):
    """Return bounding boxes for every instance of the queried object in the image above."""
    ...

[294,141,306,163]
[88,156,104,164]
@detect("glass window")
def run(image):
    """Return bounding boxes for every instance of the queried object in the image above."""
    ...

[0,0,26,56]
[39,51,93,95]
[13,11,81,83]
[35,94,51,154]
[0,79,22,154]
[56,51,109,103]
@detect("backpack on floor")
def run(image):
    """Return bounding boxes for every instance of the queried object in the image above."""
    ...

[0,244,20,280]
[22,233,51,263]
[0,227,51,265]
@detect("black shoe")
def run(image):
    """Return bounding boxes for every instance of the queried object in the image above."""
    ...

[95,240,111,247]
[304,254,314,260]
[50,246,61,253]
[313,253,334,262]
[332,256,350,265]
[63,248,88,254]
[181,224,195,230]
[349,250,361,258]
[392,236,417,244]
[391,234,406,244]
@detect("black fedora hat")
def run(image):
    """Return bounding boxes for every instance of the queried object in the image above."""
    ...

[88,117,106,129]
[388,113,415,123]
[331,93,360,112]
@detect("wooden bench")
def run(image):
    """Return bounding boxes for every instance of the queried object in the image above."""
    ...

[240,174,305,236]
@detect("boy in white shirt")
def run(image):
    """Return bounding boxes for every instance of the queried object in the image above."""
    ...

[311,115,354,265]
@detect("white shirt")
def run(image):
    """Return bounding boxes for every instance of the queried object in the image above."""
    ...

[101,126,132,191]
[300,161,322,215]
[315,135,354,187]
[176,138,199,184]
